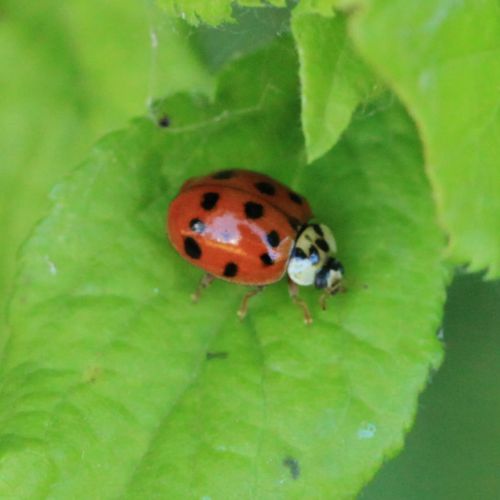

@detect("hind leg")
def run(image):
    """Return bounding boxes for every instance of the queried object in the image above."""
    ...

[237,286,265,320]
[191,273,215,303]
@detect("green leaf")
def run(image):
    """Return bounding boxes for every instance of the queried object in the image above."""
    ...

[192,5,291,72]
[292,11,378,162]
[347,0,500,277]
[2,39,446,498]
[158,0,343,25]
[0,0,213,318]
[159,0,286,26]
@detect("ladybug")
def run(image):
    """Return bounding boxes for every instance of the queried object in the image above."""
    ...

[167,169,344,324]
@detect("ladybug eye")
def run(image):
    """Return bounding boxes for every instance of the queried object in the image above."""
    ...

[327,257,344,274]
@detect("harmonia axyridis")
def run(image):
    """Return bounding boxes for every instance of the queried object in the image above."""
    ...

[167,169,344,324]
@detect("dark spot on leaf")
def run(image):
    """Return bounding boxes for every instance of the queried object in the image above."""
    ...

[201,192,219,211]
[260,253,274,266]
[254,181,276,195]
[289,191,302,205]
[184,237,201,259]
[266,230,280,248]
[83,365,102,384]
[223,262,238,277]
[206,351,229,360]
[244,201,264,219]
[213,170,235,180]
[315,238,329,252]
[157,115,170,127]
[189,218,205,233]
[283,456,300,479]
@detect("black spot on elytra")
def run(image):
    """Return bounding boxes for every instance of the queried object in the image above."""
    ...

[315,238,329,252]
[244,201,264,219]
[260,253,274,266]
[312,224,324,237]
[189,218,205,233]
[184,237,201,259]
[266,230,280,248]
[254,181,276,196]
[206,351,229,360]
[223,262,238,277]
[283,457,300,480]
[288,217,301,231]
[212,170,235,180]
[289,191,302,205]
[292,247,307,259]
[201,192,219,211]
[157,115,170,127]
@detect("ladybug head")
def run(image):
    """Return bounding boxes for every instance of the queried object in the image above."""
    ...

[287,223,344,292]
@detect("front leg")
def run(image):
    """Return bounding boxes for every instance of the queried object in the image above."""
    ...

[288,279,313,325]
[319,281,345,311]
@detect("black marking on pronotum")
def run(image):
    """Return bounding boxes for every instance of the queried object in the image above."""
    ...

[309,245,320,264]
[201,192,219,211]
[260,253,274,266]
[157,115,170,127]
[312,224,324,237]
[212,170,235,180]
[223,262,238,277]
[244,201,264,219]
[184,237,202,259]
[288,216,301,231]
[206,351,229,360]
[254,181,276,196]
[189,218,205,233]
[283,457,300,480]
[266,230,280,248]
[292,247,307,259]
[289,191,302,205]
[315,238,329,252]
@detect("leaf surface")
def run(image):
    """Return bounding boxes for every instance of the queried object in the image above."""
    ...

[292,11,378,162]
[0,0,213,318]
[2,39,446,498]
[348,0,500,276]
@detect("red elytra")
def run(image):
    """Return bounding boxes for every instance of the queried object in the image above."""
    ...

[167,169,312,285]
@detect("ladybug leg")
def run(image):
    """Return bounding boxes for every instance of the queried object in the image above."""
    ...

[191,273,215,303]
[237,286,265,320]
[319,281,344,311]
[288,279,313,325]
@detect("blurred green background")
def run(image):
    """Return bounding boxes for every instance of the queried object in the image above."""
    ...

[362,273,500,499]
[1,1,498,497]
